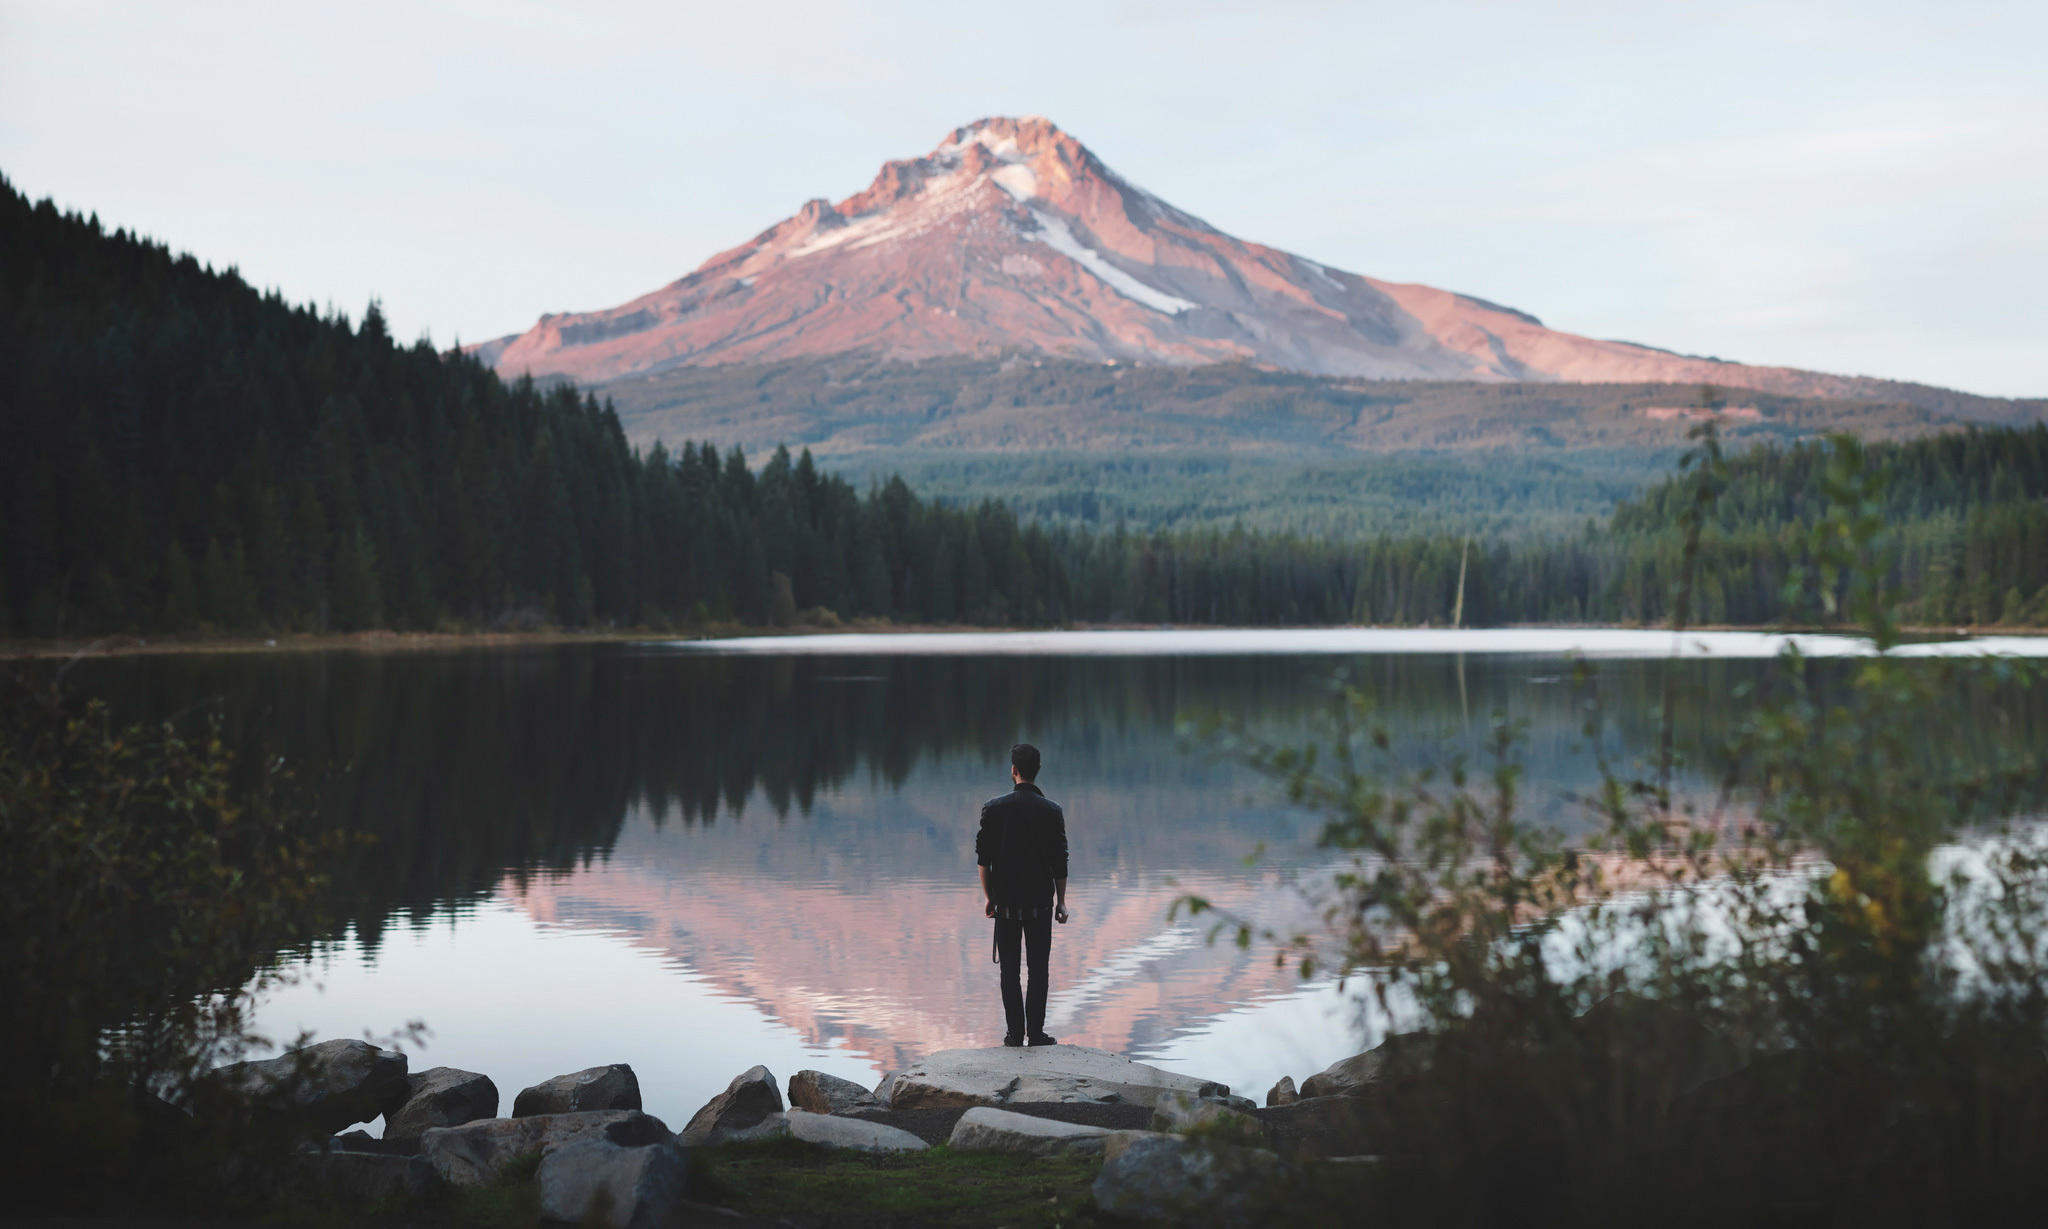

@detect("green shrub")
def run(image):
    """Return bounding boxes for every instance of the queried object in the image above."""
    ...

[1189,430,2048,1224]
[0,666,338,1210]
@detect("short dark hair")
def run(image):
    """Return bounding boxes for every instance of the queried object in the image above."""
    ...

[1010,743,1041,783]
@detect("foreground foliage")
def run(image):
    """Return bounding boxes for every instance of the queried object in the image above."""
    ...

[0,663,337,1208]
[1190,430,2048,1224]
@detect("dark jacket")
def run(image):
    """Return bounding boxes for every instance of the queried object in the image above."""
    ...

[976,782,1069,908]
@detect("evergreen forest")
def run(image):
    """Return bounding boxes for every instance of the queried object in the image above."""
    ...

[5,178,2046,639]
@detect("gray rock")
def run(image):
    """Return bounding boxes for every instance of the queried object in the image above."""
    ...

[1265,1076,1298,1107]
[875,1045,1223,1111]
[420,1110,674,1187]
[1150,1092,1272,1146]
[385,1067,499,1145]
[536,1138,685,1229]
[298,1150,443,1201]
[1102,1130,1164,1163]
[1299,1032,1435,1099]
[788,1110,926,1152]
[788,1069,880,1117]
[679,1065,784,1147]
[513,1064,640,1117]
[738,1110,928,1152]
[1092,1133,1284,1227]
[711,1112,794,1145]
[947,1106,1122,1157]
[212,1039,410,1135]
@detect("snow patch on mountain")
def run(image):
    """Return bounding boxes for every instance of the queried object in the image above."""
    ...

[991,164,1038,202]
[1026,208,1194,315]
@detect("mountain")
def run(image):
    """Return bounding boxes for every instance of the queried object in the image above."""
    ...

[475,116,1981,407]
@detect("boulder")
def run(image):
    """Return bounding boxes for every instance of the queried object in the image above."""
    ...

[679,1065,783,1147]
[212,1039,409,1135]
[536,1138,685,1229]
[513,1064,640,1117]
[948,1106,1123,1157]
[1150,1092,1271,1147]
[1092,1133,1284,1227]
[1299,1032,1435,1099]
[876,1046,1224,1111]
[788,1069,880,1117]
[761,1110,928,1152]
[705,1112,793,1145]
[298,1150,443,1201]
[420,1110,674,1188]
[385,1067,499,1146]
[1266,1076,1298,1107]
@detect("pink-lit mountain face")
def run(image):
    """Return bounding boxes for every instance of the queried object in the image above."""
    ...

[476,116,1905,400]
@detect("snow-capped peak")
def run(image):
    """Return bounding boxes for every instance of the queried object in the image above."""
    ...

[475,115,1907,408]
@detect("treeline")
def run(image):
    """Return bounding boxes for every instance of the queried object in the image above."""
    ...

[1601,427,2048,627]
[1,178,660,636]
[6,176,2046,637]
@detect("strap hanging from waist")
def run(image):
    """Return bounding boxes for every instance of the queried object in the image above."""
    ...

[989,903,1049,963]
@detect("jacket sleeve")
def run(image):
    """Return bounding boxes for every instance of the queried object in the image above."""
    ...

[1050,806,1069,881]
[976,800,996,868]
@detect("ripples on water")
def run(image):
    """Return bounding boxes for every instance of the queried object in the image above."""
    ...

[66,629,2048,1131]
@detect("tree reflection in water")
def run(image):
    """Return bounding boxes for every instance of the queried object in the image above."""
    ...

[65,644,2047,1074]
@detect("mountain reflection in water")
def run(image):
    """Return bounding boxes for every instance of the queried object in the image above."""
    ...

[66,641,2045,1126]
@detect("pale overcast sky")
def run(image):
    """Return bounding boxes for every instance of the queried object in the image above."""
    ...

[3,0,2043,396]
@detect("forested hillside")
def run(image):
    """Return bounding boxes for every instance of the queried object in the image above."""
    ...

[4,178,2044,638]
[600,350,2039,457]
[2,179,649,636]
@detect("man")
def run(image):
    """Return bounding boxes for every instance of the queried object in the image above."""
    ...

[976,742,1069,1047]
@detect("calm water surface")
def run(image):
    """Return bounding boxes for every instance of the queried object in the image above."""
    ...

[69,629,2048,1132]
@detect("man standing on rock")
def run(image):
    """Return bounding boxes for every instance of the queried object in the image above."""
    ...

[977,742,1069,1047]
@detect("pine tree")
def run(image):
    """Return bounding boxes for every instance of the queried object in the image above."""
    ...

[331,525,383,632]
[163,542,199,633]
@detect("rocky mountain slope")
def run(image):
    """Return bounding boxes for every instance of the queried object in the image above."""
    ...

[473,116,2001,409]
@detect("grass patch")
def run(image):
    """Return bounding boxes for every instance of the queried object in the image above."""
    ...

[440,1151,543,1229]
[698,1138,1107,1227]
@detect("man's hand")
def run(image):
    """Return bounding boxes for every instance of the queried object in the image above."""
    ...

[985,899,996,918]
[1055,905,1070,924]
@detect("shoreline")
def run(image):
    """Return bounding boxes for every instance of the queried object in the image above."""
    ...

[5,621,2044,662]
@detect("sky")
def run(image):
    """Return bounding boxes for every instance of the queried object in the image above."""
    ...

[3,0,2043,397]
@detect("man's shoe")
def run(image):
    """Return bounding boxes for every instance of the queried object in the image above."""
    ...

[1026,1033,1058,1047]
[1003,1034,1025,1047]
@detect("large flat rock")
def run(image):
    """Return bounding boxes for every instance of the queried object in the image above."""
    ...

[876,1046,1224,1112]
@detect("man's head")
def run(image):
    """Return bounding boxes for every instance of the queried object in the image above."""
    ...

[1010,743,1041,784]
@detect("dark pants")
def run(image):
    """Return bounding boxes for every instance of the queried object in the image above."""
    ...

[994,910,1053,1038]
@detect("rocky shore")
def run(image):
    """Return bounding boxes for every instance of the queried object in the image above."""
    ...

[224,1036,1392,1226]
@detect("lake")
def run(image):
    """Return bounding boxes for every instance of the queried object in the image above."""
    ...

[67,628,2048,1133]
